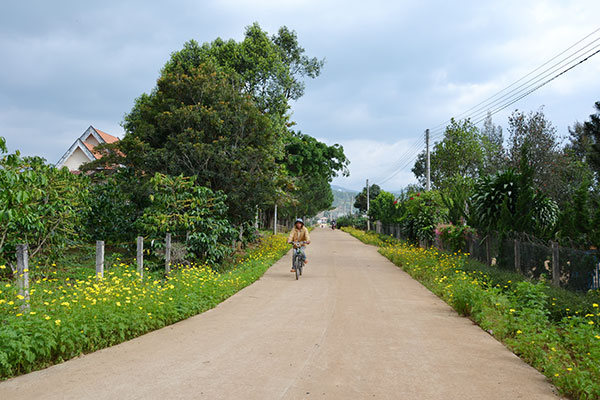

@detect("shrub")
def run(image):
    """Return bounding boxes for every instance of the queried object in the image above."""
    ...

[0,152,89,265]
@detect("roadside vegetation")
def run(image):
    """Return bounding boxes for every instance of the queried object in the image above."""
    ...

[0,234,289,380]
[343,227,600,400]
[0,23,346,381]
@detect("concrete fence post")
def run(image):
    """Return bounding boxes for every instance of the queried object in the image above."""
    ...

[514,239,521,273]
[96,240,105,278]
[486,236,491,266]
[16,244,30,311]
[552,241,560,287]
[165,233,172,274]
[137,236,144,279]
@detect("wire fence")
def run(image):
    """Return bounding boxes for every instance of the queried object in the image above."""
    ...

[375,222,600,292]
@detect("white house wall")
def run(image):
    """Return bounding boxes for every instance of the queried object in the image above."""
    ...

[63,147,93,171]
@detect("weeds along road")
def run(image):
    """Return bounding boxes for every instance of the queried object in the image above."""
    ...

[0,228,561,400]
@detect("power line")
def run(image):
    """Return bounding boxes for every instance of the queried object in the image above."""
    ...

[427,40,600,138]
[427,26,600,135]
[375,27,600,187]
[373,137,424,184]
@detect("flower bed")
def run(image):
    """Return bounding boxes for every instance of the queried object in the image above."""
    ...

[0,234,289,379]
[342,227,600,400]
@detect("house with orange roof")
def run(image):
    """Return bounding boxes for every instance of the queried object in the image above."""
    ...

[56,126,120,171]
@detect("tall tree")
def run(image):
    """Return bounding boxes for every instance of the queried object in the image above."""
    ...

[480,112,506,175]
[281,132,349,218]
[506,108,559,197]
[353,184,381,213]
[584,101,600,177]
[412,118,484,191]
[163,23,324,121]
[115,62,284,225]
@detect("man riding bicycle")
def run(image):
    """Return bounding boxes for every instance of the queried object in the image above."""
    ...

[287,218,311,273]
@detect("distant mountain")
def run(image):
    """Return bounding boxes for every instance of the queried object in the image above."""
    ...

[331,184,358,194]
[311,185,359,221]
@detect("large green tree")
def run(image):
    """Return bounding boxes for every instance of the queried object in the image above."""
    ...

[368,191,398,224]
[413,118,486,191]
[280,132,349,218]
[584,101,600,177]
[480,112,506,176]
[506,109,561,198]
[163,23,324,122]
[88,24,327,229]
[115,62,282,226]
[353,184,381,213]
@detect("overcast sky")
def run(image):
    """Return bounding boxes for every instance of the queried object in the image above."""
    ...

[1,1,600,191]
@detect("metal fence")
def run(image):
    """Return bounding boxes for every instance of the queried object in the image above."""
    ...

[375,222,600,292]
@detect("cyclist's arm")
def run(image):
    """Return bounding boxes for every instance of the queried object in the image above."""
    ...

[304,228,311,245]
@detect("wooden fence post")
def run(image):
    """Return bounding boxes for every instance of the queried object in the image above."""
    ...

[514,239,521,273]
[16,244,30,311]
[137,236,144,279]
[552,241,560,286]
[165,233,172,274]
[96,240,104,278]
[486,235,491,266]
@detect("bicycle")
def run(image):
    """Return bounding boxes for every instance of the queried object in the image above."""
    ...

[291,241,307,280]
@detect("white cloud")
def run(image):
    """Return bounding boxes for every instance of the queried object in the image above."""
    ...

[322,137,420,191]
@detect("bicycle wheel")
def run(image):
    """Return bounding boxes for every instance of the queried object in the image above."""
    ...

[295,259,299,280]
[299,260,303,276]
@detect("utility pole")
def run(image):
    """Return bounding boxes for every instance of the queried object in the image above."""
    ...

[425,129,431,191]
[366,178,370,231]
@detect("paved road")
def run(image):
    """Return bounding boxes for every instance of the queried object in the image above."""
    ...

[0,228,560,399]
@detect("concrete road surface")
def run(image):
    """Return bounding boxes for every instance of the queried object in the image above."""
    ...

[0,228,561,399]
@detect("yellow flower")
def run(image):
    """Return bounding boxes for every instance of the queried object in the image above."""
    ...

[16,313,23,317]
[516,330,522,334]
[45,316,51,320]
[29,311,36,315]
[566,368,572,371]
[55,319,61,326]
[588,321,594,325]
[593,303,599,308]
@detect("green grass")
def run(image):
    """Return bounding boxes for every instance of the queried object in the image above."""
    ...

[342,227,600,400]
[0,234,289,380]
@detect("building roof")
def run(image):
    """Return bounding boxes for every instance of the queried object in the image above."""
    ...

[82,141,101,159]
[94,128,120,144]
[56,125,120,170]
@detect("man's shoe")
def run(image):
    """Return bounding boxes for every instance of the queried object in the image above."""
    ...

[290,268,295,272]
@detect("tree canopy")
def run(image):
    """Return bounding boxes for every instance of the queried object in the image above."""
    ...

[84,24,342,230]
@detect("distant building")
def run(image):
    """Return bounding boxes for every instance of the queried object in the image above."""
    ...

[56,126,120,171]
